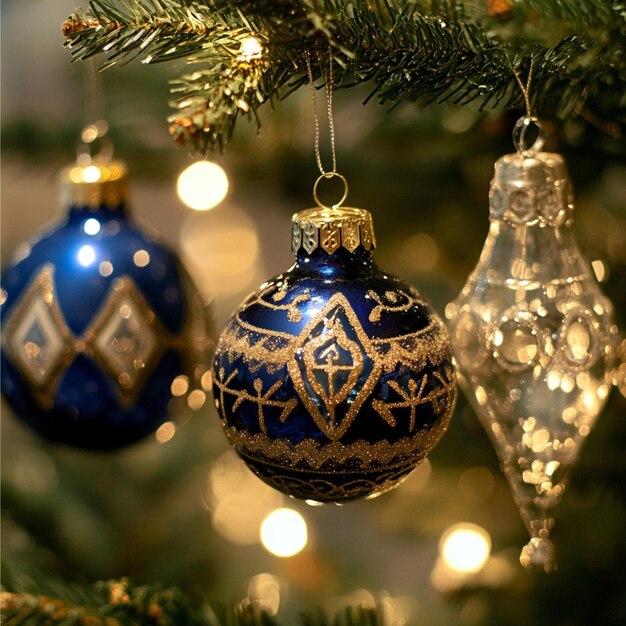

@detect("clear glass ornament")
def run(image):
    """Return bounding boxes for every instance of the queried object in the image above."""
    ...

[446,119,619,572]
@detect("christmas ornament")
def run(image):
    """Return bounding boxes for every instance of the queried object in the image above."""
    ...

[212,203,456,502]
[1,147,212,450]
[446,117,619,571]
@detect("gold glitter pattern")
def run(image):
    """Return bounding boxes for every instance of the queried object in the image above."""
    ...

[2,265,199,409]
[241,283,311,323]
[83,277,169,407]
[373,368,454,431]
[215,368,297,432]
[288,294,382,440]
[368,289,425,323]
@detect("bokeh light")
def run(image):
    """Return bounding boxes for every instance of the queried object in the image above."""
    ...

[439,523,491,574]
[239,36,263,61]
[209,452,283,545]
[245,573,281,616]
[177,161,229,211]
[260,508,308,557]
[179,207,260,299]
[77,244,96,267]
[155,421,176,444]
[83,218,101,235]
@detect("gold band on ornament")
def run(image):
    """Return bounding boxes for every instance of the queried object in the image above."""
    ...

[225,420,455,472]
[291,206,376,255]
[60,161,129,210]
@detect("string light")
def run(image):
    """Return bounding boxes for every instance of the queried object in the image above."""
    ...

[260,508,308,557]
[239,36,263,61]
[177,161,229,211]
[439,523,491,574]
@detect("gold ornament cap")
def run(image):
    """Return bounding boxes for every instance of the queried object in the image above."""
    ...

[291,206,376,255]
[60,160,129,210]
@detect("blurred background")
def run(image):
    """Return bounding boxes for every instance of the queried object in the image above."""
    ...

[2,1,626,625]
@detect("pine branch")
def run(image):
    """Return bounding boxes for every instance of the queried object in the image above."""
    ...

[62,0,626,153]
[1,570,211,626]
[0,566,386,626]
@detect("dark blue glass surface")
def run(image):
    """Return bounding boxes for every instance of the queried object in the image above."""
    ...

[1,202,192,450]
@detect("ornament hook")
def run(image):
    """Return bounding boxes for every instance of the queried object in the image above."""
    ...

[509,57,545,156]
[513,116,545,157]
[313,171,349,210]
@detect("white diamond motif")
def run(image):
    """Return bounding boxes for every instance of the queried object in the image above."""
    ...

[88,277,166,403]
[9,297,66,385]
[2,265,73,404]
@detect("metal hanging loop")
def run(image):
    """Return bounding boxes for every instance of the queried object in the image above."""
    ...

[313,171,349,210]
[513,116,546,157]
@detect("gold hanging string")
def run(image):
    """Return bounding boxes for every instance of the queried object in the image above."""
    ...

[509,56,545,157]
[305,46,348,210]
[78,58,113,164]
[511,57,535,119]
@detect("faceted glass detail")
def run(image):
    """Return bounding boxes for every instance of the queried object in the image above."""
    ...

[87,277,166,405]
[2,265,73,406]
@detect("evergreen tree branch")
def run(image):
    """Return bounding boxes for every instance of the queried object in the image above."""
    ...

[0,566,386,626]
[62,1,626,153]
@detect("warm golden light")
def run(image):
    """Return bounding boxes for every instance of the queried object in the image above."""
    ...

[209,452,283,545]
[440,523,491,574]
[133,249,150,267]
[246,574,281,616]
[170,375,189,397]
[99,261,113,277]
[82,165,102,183]
[260,508,308,557]
[239,36,263,61]
[180,207,260,298]
[155,421,176,444]
[177,161,229,211]
[187,389,206,411]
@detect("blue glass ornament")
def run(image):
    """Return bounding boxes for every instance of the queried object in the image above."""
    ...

[1,160,212,450]
[213,206,456,502]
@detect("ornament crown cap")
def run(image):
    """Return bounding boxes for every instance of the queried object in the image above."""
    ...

[291,206,376,255]
[60,159,129,211]
[489,152,573,227]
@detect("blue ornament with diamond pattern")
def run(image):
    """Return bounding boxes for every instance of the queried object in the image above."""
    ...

[212,206,456,503]
[1,159,212,450]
